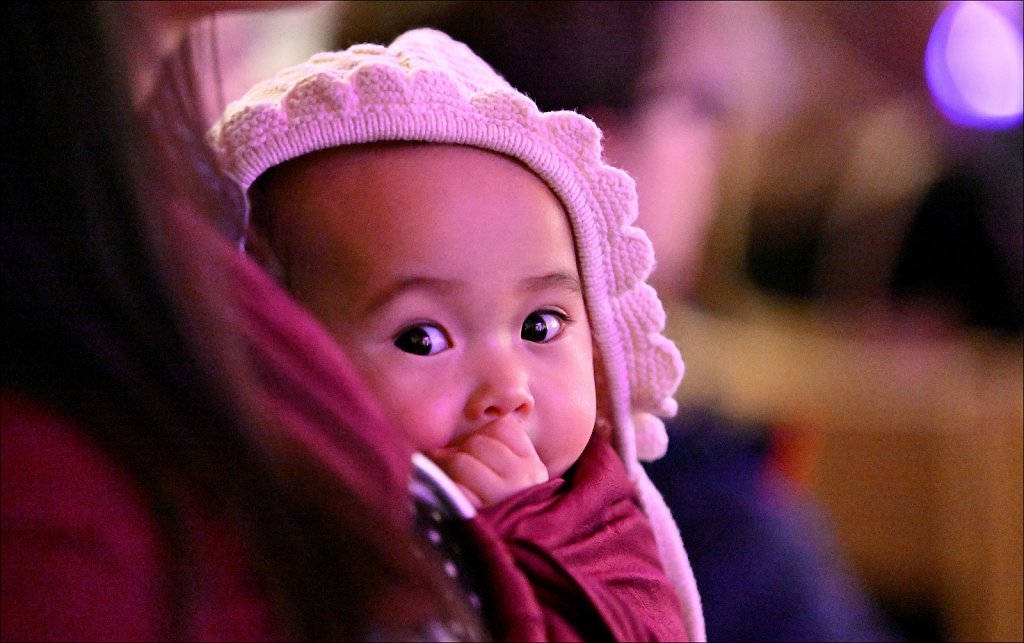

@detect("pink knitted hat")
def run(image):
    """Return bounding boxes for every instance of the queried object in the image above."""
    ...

[209,29,702,639]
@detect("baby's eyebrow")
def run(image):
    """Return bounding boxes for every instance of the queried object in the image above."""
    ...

[362,276,463,316]
[520,271,582,295]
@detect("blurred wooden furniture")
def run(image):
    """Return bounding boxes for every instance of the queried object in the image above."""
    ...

[668,299,1024,642]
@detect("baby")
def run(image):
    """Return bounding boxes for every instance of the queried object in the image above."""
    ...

[212,29,704,641]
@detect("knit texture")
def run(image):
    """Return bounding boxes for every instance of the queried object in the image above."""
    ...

[209,29,701,639]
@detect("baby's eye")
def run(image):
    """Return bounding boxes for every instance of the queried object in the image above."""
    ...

[394,324,450,356]
[521,310,567,343]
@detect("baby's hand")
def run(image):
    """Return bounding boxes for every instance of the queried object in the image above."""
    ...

[427,422,548,509]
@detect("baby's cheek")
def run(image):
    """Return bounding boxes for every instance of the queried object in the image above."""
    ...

[535,386,597,478]
[387,389,460,452]
[399,417,453,452]
[347,357,457,451]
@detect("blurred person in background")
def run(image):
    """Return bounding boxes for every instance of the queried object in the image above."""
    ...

[333,2,901,641]
[2,2,484,640]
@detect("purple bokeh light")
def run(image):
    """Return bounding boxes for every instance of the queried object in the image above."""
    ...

[926,1,1024,129]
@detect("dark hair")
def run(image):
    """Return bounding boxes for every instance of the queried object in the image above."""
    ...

[336,1,666,114]
[2,2,464,639]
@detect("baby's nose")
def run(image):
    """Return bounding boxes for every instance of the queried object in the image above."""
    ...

[464,358,534,420]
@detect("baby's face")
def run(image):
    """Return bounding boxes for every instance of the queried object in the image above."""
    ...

[258,144,596,478]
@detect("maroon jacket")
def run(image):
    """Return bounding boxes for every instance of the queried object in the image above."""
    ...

[1,391,289,641]
[1,230,425,641]
[461,434,689,642]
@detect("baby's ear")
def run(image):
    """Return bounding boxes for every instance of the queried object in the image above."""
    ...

[244,224,288,284]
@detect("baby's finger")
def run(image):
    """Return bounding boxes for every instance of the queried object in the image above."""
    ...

[461,432,547,486]
[477,421,539,460]
[430,449,508,506]
[454,482,483,510]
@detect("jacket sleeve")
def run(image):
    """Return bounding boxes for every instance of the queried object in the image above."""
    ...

[477,433,690,642]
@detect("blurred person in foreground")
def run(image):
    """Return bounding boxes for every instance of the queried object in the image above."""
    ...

[334,2,899,641]
[1,2,484,640]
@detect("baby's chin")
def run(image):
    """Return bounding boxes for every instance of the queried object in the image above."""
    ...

[540,425,597,480]
[541,447,585,480]
[544,461,571,480]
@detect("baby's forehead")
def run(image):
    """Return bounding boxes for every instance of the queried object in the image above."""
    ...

[259,142,571,222]
[259,141,578,261]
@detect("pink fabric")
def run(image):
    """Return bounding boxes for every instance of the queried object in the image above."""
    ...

[1,391,288,642]
[1,229,418,641]
[470,434,690,642]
